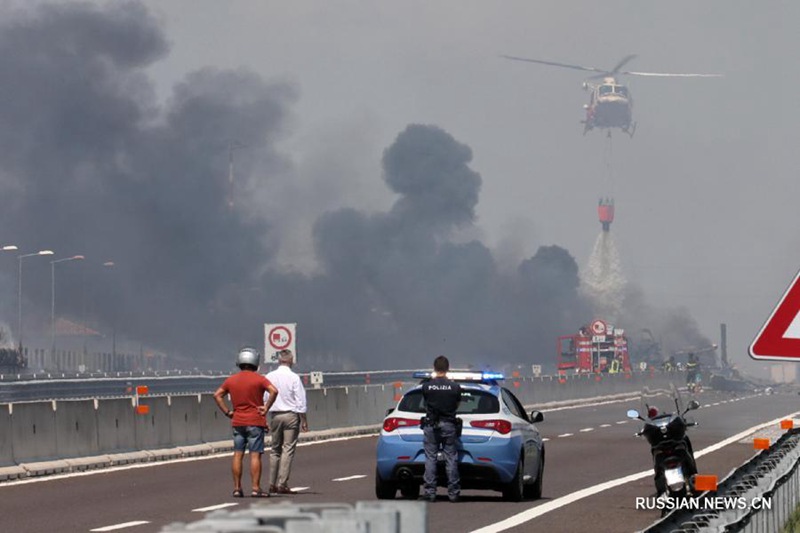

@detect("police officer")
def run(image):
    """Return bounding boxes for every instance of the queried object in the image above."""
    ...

[421,355,461,503]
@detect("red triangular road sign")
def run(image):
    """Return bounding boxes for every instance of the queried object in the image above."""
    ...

[750,270,800,360]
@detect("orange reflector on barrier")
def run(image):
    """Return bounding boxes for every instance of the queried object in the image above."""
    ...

[781,419,794,430]
[594,375,602,382]
[754,438,770,450]
[135,405,150,415]
[512,371,520,378]
[513,381,520,388]
[136,385,149,395]
[558,378,566,384]
[693,474,718,492]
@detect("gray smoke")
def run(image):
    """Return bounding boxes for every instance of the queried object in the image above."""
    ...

[253,125,592,369]
[0,2,711,371]
[0,2,294,357]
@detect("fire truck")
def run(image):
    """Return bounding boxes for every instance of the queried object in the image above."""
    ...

[557,319,632,374]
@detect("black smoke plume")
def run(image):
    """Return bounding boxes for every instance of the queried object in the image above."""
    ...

[0,2,709,371]
[0,2,294,359]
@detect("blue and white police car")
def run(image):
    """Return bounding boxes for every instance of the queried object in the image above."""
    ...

[375,371,545,501]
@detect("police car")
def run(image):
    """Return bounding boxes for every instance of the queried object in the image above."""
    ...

[375,371,545,501]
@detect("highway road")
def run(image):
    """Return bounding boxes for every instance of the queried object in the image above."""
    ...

[1,390,795,533]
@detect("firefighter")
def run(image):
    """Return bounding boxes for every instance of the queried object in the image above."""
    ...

[686,353,700,387]
[420,355,461,503]
[609,355,621,374]
[663,355,676,372]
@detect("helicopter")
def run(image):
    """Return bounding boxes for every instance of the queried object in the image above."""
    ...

[501,54,721,137]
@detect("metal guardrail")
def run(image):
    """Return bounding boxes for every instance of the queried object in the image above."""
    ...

[160,500,426,533]
[0,369,432,403]
[642,427,800,532]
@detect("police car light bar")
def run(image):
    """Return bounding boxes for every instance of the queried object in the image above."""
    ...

[412,371,505,382]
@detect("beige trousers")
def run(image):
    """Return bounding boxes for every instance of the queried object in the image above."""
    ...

[269,412,300,487]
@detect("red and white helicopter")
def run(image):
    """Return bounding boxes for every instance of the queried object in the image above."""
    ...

[501,54,721,137]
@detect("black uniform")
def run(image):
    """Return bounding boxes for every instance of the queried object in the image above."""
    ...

[421,376,461,500]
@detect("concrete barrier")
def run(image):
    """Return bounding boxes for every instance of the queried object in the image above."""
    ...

[134,396,172,450]
[0,371,684,473]
[0,404,14,467]
[55,400,99,459]
[168,395,201,446]
[11,401,58,463]
[97,398,137,454]
[306,388,330,431]
[198,393,230,444]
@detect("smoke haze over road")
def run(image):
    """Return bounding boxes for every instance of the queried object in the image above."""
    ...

[4,1,788,373]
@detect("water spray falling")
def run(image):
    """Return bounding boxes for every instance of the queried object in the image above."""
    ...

[581,231,626,321]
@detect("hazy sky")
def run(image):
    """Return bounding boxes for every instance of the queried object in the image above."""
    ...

[3,1,798,374]
[142,1,799,374]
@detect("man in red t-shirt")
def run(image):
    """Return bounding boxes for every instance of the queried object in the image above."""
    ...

[214,347,279,498]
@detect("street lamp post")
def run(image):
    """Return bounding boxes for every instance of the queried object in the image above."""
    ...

[51,255,85,370]
[18,250,54,350]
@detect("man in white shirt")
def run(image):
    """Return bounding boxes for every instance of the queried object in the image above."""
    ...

[265,349,308,494]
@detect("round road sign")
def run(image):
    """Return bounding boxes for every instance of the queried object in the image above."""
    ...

[590,319,607,335]
[268,325,293,351]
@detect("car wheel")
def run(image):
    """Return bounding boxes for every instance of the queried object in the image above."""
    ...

[502,456,524,502]
[524,454,544,500]
[400,483,420,500]
[375,468,397,500]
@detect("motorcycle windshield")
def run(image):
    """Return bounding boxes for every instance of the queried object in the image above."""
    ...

[639,383,684,420]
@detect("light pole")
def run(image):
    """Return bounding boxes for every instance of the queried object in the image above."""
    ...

[51,255,85,369]
[17,250,54,350]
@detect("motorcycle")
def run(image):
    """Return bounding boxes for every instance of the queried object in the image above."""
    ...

[628,387,700,511]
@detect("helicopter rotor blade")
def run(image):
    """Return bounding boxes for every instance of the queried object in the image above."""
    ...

[610,54,637,74]
[499,55,608,74]
[621,70,723,77]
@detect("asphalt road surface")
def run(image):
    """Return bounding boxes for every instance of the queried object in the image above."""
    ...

[1,390,795,533]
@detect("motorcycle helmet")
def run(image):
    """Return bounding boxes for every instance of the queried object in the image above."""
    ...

[237,347,261,369]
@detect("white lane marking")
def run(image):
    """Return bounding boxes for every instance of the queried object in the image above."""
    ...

[599,424,611,428]
[712,403,720,406]
[291,486,310,492]
[470,410,800,533]
[703,404,711,408]
[542,438,550,442]
[579,428,594,432]
[557,433,573,438]
[539,396,639,413]
[192,503,238,512]
[333,475,367,481]
[0,434,378,487]
[616,421,628,425]
[90,522,150,532]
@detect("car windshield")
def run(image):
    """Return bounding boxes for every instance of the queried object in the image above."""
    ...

[398,389,500,414]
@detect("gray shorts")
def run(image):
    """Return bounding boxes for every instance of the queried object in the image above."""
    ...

[232,425,266,453]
